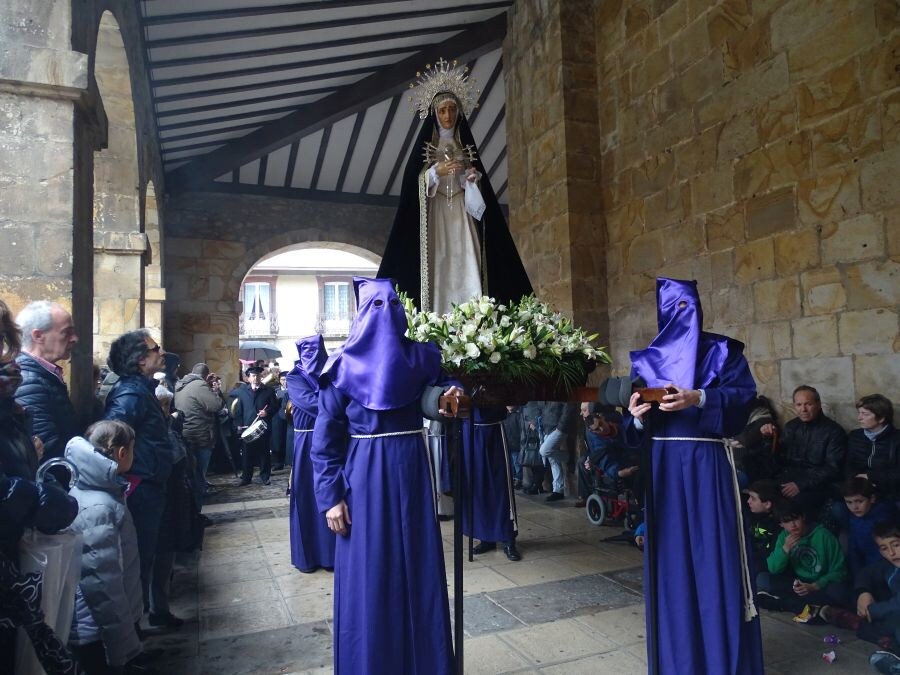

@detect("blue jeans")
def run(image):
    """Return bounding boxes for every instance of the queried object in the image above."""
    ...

[539,428,567,494]
[193,446,213,511]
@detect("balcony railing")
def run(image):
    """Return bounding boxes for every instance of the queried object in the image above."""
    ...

[315,312,352,338]
[239,312,279,337]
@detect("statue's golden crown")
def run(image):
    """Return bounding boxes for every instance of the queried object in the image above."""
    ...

[408,57,480,120]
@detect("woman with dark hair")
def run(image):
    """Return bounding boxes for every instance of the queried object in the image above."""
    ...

[377,59,531,312]
[845,394,900,499]
[103,329,173,616]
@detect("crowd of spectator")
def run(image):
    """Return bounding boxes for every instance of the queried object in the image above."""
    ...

[1,292,897,672]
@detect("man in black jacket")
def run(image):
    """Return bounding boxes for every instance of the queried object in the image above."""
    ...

[233,366,278,485]
[767,385,847,512]
[14,301,79,459]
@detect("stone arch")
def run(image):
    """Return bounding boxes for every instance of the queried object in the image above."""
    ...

[228,230,384,301]
[92,10,144,362]
[143,180,165,340]
[164,219,386,390]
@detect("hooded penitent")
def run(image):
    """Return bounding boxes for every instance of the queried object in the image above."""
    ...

[321,277,441,410]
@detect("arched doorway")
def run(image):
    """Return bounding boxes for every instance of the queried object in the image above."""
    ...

[143,180,165,341]
[92,10,144,362]
[239,245,380,373]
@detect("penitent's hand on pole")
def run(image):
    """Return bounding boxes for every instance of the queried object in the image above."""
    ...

[326,500,351,536]
[439,386,471,418]
[658,384,701,412]
[628,392,652,424]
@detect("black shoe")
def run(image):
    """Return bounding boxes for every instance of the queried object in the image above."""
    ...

[235,479,251,486]
[472,541,497,555]
[198,514,214,527]
[503,543,522,561]
[523,485,542,495]
[272,464,285,472]
[513,480,523,491]
[755,591,782,611]
[546,492,565,502]
[148,612,184,628]
[261,477,271,486]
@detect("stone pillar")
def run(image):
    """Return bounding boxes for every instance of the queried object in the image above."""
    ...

[505,0,607,343]
[0,0,106,426]
[92,231,148,359]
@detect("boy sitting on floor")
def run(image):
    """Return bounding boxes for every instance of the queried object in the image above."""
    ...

[745,479,781,571]
[756,499,850,614]
[837,477,899,578]
[854,520,900,674]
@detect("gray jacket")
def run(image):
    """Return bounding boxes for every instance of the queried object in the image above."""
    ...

[65,437,142,665]
[539,402,578,434]
[174,374,223,448]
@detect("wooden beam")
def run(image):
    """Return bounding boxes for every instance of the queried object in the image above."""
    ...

[146,3,510,49]
[167,13,507,192]
[153,66,376,105]
[336,110,367,192]
[142,0,390,26]
[152,22,473,69]
[310,127,331,190]
[360,95,400,194]
[195,181,401,208]
[283,142,300,188]
[151,45,416,88]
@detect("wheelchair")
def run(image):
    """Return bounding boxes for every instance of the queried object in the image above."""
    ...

[584,466,640,529]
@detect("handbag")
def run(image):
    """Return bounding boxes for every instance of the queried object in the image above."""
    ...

[14,457,83,675]
[15,530,82,675]
[519,427,543,468]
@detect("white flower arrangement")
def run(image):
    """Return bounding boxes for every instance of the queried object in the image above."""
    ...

[402,293,611,392]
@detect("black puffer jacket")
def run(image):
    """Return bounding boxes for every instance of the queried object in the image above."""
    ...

[777,413,847,489]
[104,374,174,484]
[845,425,900,496]
[14,353,78,459]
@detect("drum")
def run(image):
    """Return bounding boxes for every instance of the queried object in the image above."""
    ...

[240,418,268,442]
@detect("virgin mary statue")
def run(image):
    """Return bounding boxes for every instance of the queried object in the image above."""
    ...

[377,58,532,313]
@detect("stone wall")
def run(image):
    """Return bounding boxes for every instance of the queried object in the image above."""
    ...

[0,0,165,423]
[505,0,609,348]
[507,0,898,427]
[592,0,898,426]
[163,191,394,388]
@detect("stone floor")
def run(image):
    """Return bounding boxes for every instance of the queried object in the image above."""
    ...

[144,470,874,674]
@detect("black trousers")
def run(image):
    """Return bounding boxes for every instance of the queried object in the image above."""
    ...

[241,434,271,481]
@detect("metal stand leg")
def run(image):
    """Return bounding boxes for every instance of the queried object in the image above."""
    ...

[448,418,465,675]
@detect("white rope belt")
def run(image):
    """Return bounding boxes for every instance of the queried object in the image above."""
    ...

[350,429,423,439]
[294,428,313,433]
[651,435,758,621]
[474,421,503,427]
[651,436,724,443]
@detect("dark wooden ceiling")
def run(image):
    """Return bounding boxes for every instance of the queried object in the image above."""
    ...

[139,0,512,205]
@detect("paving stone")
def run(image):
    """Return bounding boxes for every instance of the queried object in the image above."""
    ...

[488,572,642,625]
[198,621,332,675]
[603,566,645,594]
[461,594,526,637]
[199,598,291,641]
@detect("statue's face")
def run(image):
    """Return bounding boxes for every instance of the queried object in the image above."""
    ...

[435,99,458,130]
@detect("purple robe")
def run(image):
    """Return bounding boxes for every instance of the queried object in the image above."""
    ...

[628,279,764,675]
[310,278,453,674]
[312,385,453,675]
[286,338,334,573]
[461,407,517,544]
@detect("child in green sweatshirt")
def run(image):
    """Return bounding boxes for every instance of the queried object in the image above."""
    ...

[755,499,851,614]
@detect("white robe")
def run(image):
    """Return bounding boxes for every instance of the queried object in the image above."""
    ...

[424,133,484,314]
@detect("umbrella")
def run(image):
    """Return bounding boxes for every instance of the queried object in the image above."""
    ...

[239,341,282,361]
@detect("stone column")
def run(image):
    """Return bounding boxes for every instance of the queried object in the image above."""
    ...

[505,0,607,342]
[0,0,106,427]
